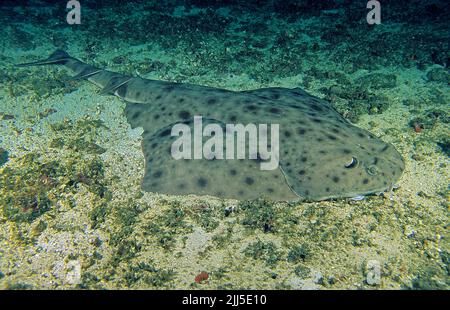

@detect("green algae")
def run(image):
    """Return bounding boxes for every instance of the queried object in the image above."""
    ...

[409,108,449,130]
[0,148,8,166]
[0,153,59,222]
[238,199,300,234]
[0,117,110,227]
[324,82,393,122]
[294,265,311,279]
[287,244,311,263]
[355,73,398,90]
[10,27,36,50]
[50,119,108,155]
[0,113,15,121]
[187,203,220,233]
[426,67,450,83]
[0,151,107,223]
[3,282,33,290]
[437,137,449,157]
[240,199,277,233]
[5,68,80,99]
[244,240,282,266]
[145,202,193,251]
[123,262,176,288]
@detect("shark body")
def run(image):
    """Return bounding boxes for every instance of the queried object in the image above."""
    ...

[16,50,404,201]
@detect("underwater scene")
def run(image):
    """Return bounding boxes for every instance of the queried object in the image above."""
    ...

[0,0,448,290]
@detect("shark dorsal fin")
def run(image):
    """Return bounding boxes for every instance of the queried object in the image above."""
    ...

[16,50,71,67]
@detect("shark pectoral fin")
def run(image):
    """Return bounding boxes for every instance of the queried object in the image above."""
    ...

[15,50,71,67]
[135,117,298,201]
[98,76,133,95]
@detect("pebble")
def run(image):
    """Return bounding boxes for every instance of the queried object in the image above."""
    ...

[313,271,324,285]
[366,260,381,286]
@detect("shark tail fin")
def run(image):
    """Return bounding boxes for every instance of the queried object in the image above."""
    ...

[15,50,71,67]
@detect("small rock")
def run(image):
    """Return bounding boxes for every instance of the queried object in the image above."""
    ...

[65,260,81,285]
[328,276,336,285]
[301,280,320,290]
[287,277,304,290]
[313,271,324,285]
[366,260,381,286]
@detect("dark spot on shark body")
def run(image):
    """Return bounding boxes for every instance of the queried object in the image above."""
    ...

[297,128,306,135]
[179,110,191,119]
[197,177,208,187]
[245,177,254,185]
[268,107,281,114]
[153,170,163,178]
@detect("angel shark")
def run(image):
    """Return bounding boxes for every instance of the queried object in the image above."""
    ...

[16,50,404,201]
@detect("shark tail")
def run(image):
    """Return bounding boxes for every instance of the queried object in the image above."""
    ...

[15,50,131,96]
[15,50,72,67]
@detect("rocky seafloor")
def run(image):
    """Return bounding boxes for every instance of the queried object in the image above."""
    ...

[0,1,448,289]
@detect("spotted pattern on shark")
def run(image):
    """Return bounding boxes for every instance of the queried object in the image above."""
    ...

[16,50,405,201]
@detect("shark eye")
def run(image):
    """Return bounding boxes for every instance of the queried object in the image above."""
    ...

[344,157,358,168]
